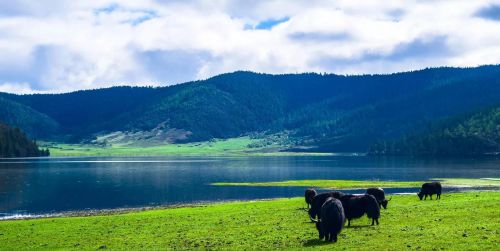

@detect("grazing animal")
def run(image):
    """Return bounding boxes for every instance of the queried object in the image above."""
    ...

[304,188,317,209]
[315,197,345,242]
[366,187,391,209]
[340,194,380,226]
[417,182,442,200]
[309,191,346,221]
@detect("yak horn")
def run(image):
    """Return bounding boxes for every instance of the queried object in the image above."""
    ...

[310,215,319,223]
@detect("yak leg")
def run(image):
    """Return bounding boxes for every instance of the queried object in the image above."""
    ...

[376,218,379,225]
[371,218,375,226]
[330,233,337,242]
[438,194,441,200]
[319,229,325,240]
[424,194,427,200]
[430,194,433,200]
[347,219,351,227]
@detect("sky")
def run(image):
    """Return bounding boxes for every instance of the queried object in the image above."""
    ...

[1,0,500,94]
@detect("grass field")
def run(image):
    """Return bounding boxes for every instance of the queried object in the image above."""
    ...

[212,178,500,189]
[43,137,331,157]
[0,192,498,250]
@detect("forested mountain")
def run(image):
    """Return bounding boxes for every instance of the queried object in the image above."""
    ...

[369,107,500,156]
[0,97,59,138]
[0,123,49,157]
[0,65,499,153]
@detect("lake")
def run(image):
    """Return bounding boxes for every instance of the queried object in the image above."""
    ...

[0,156,498,218]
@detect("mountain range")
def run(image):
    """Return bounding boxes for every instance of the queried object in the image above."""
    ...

[1,65,499,153]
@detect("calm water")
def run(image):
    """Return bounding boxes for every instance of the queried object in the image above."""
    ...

[0,156,498,218]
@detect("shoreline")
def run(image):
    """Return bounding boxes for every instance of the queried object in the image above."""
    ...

[0,152,359,160]
[0,198,290,221]
[3,153,499,160]
[2,188,497,221]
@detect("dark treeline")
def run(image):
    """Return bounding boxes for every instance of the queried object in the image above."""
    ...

[369,107,500,156]
[0,65,499,152]
[0,123,49,157]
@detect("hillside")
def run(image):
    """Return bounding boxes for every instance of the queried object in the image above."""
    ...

[0,97,59,139]
[369,107,500,156]
[0,123,49,157]
[1,65,499,152]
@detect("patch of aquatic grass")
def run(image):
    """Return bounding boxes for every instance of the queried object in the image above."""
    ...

[212,179,423,189]
[0,192,498,250]
[435,178,500,187]
[212,178,500,189]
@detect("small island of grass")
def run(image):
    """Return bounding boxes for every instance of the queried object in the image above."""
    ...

[212,178,500,189]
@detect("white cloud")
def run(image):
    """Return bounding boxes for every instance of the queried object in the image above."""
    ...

[0,0,499,93]
[0,82,38,94]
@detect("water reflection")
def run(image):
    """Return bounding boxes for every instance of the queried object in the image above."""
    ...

[0,156,498,217]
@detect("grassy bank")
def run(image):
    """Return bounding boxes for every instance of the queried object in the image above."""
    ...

[0,192,498,250]
[213,180,423,189]
[43,137,332,157]
[212,178,500,189]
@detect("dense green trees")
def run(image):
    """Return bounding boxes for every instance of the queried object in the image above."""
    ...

[369,107,500,156]
[0,123,49,157]
[0,65,499,153]
[0,97,59,138]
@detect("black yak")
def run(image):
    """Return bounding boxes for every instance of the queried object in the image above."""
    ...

[340,194,380,226]
[417,182,442,200]
[304,188,317,209]
[309,191,346,221]
[315,197,345,242]
[366,187,391,209]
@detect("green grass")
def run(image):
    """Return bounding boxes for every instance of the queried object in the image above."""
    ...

[43,137,332,157]
[0,192,498,250]
[212,178,500,189]
[213,180,423,189]
[432,178,500,187]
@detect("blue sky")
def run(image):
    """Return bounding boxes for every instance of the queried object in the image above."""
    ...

[254,17,290,30]
[0,0,499,93]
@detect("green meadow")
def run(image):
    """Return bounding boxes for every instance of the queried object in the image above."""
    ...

[0,191,498,250]
[43,137,332,157]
